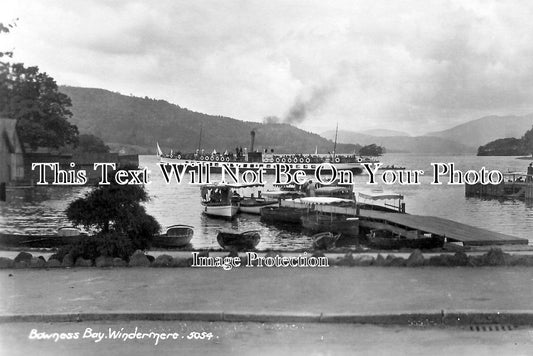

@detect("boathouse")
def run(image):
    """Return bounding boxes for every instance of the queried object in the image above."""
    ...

[0,118,25,200]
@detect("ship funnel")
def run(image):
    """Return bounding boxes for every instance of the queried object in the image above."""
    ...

[250,130,256,152]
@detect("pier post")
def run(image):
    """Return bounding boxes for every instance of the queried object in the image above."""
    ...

[0,182,5,201]
[526,183,533,200]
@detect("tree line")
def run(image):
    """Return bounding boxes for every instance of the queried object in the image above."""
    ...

[477,126,533,156]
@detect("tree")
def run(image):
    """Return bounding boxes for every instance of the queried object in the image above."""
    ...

[1,64,79,150]
[75,134,110,153]
[359,144,384,156]
[0,21,79,150]
[477,125,533,156]
[477,137,525,156]
[65,166,160,259]
[521,125,533,155]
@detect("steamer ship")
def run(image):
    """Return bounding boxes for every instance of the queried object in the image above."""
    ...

[157,130,378,175]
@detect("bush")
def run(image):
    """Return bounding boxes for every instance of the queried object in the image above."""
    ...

[64,165,160,260]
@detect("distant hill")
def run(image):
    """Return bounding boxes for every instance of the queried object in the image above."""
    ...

[425,115,533,147]
[359,129,409,137]
[323,114,533,154]
[321,130,475,154]
[60,86,359,154]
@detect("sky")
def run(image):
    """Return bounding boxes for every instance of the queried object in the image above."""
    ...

[2,0,533,135]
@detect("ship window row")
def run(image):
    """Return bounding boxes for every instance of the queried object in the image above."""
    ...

[177,162,320,170]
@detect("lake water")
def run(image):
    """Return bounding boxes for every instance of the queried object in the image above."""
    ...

[0,154,531,250]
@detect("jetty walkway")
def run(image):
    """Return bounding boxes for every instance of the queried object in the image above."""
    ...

[281,201,529,246]
[358,210,528,246]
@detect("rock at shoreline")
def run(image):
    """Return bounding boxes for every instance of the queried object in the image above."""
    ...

[61,253,75,267]
[427,255,450,266]
[173,256,193,267]
[226,251,239,258]
[112,258,127,267]
[95,256,114,268]
[153,254,173,267]
[386,256,406,267]
[374,254,386,266]
[14,252,32,264]
[129,250,151,267]
[449,252,470,266]
[265,251,282,259]
[509,255,533,266]
[0,257,14,268]
[468,248,508,266]
[406,250,425,267]
[46,259,61,268]
[49,253,62,261]
[311,251,326,259]
[335,252,355,266]
[30,257,46,268]
[483,248,511,266]
[354,255,374,266]
[75,257,93,267]
[14,261,28,269]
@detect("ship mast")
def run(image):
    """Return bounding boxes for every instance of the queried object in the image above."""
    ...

[333,122,338,159]
[197,123,203,151]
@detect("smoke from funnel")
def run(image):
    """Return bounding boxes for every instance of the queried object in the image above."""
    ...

[283,85,333,124]
[262,116,280,124]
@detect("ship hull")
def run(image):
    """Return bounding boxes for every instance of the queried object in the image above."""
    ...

[159,157,365,175]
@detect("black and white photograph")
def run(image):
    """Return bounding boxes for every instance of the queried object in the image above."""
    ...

[0,1,533,355]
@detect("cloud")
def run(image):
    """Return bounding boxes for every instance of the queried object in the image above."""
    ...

[4,0,533,134]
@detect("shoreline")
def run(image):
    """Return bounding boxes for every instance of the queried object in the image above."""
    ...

[1,247,533,269]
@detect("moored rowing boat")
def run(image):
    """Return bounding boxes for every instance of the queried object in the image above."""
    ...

[217,229,261,251]
[152,224,194,248]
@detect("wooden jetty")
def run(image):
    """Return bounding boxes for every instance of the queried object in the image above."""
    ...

[281,200,529,246]
[358,210,528,246]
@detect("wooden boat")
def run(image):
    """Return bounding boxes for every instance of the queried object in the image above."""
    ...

[366,229,444,250]
[0,227,83,248]
[261,189,306,201]
[152,224,194,248]
[237,187,279,215]
[287,197,359,237]
[301,213,360,237]
[239,198,278,214]
[312,232,341,250]
[201,183,274,218]
[217,229,261,251]
[356,189,406,213]
[260,206,308,224]
[200,183,241,218]
[314,186,354,199]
